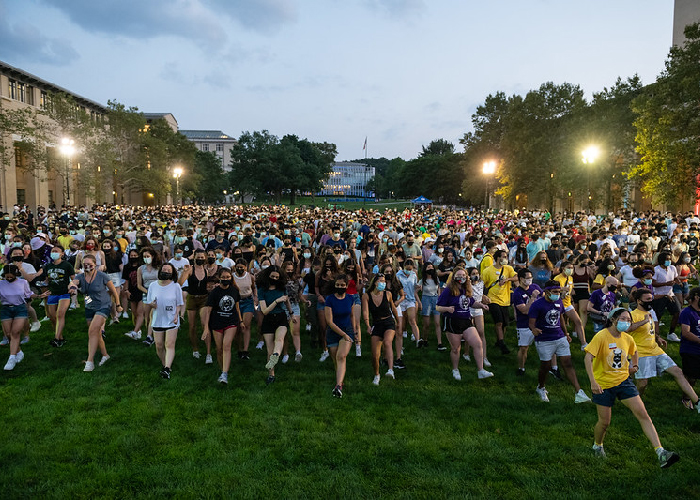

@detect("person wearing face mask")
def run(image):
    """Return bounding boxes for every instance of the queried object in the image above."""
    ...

[513,268,542,375]
[206,230,232,253]
[179,249,216,362]
[232,258,257,360]
[123,250,145,340]
[528,251,553,289]
[315,258,338,362]
[464,266,492,367]
[36,245,74,348]
[201,268,242,385]
[420,262,444,351]
[529,281,591,404]
[68,255,122,372]
[362,272,399,385]
[0,265,47,370]
[402,233,422,265]
[2,247,41,341]
[324,275,357,397]
[258,265,295,385]
[75,237,106,277]
[588,276,620,334]
[145,263,185,380]
[483,249,518,355]
[553,261,587,350]
[213,247,234,270]
[137,248,161,347]
[396,259,422,352]
[652,251,682,343]
[168,244,189,283]
[101,239,124,326]
[673,251,696,308]
[679,287,700,409]
[584,308,680,468]
[629,288,700,411]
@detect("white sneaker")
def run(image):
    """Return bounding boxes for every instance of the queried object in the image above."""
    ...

[575,389,592,404]
[30,322,41,332]
[536,386,550,402]
[69,304,77,310]
[20,336,30,345]
[402,332,408,338]
[0,337,8,346]
[121,311,129,319]
[400,348,404,356]
[193,351,201,359]
[385,369,395,379]
[99,355,110,366]
[108,318,118,326]
[580,342,588,351]
[462,354,471,362]
[40,316,50,323]
[571,331,578,338]
[4,355,17,371]
[667,333,681,342]
[15,351,24,363]
[372,375,381,386]
[483,358,492,368]
[205,354,213,364]
[305,323,312,331]
[319,350,330,362]
[478,369,494,379]
[255,340,265,350]
[281,354,289,364]
[410,334,416,342]
[84,361,95,372]
[295,352,303,362]
[355,344,362,357]
[452,369,462,381]
[125,330,142,340]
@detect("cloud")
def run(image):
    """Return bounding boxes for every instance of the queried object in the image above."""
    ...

[363,0,425,18]
[205,0,298,35]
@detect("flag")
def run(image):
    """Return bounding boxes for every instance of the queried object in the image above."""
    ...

[363,137,367,150]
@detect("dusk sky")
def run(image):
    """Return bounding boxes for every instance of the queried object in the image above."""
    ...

[1,0,675,161]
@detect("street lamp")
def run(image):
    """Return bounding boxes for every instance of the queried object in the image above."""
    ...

[173,166,183,205]
[482,160,497,210]
[582,145,600,212]
[59,138,75,206]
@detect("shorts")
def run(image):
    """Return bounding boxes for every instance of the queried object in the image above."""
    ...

[517,327,535,347]
[348,293,361,306]
[652,296,680,317]
[535,336,571,361]
[572,288,590,303]
[593,321,605,334]
[591,377,639,407]
[107,272,122,288]
[213,324,239,334]
[489,303,510,327]
[681,353,700,380]
[400,300,416,312]
[47,294,71,305]
[316,298,326,311]
[469,307,483,318]
[326,324,355,347]
[0,304,28,321]
[153,325,178,332]
[635,353,677,379]
[186,294,208,311]
[290,303,301,316]
[371,318,396,338]
[239,296,255,314]
[673,282,690,295]
[564,305,575,313]
[85,307,111,322]
[261,312,289,334]
[129,289,143,303]
[421,295,438,316]
[442,315,473,334]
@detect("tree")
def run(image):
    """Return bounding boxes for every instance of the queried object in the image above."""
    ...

[420,139,454,157]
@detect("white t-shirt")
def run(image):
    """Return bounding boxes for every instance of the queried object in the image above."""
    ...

[168,257,189,279]
[619,264,637,287]
[147,281,184,329]
[652,265,677,297]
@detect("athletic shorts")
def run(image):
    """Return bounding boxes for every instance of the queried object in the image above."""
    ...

[213,325,239,334]
[326,324,355,347]
[572,288,590,302]
[673,282,690,295]
[47,294,71,305]
[186,294,208,311]
[681,353,700,380]
[442,315,473,334]
[153,325,178,332]
[421,295,438,316]
[0,304,28,321]
[469,307,483,318]
[261,312,288,334]
[535,336,571,361]
[489,303,510,327]
[652,296,680,317]
[400,300,416,312]
[371,318,396,338]
[564,305,575,313]
[239,296,255,314]
[316,298,326,311]
[517,327,535,347]
[635,353,677,379]
[85,307,111,322]
[592,377,639,407]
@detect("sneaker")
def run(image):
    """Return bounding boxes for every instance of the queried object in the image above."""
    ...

[40,316,50,323]
[592,444,606,459]
[142,336,154,346]
[549,367,563,381]
[536,386,550,402]
[385,369,395,379]
[305,323,312,331]
[462,354,471,362]
[681,397,694,410]
[160,366,171,379]
[3,355,17,371]
[0,337,9,346]
[193,351,201,359]
[99,355,110,367]
[658,449,680,468]
[108,318,119,326]
[15,350,24,363]
[57,339,66,347]
[516,368,526,376]
[355,344,362,357]
[495,339,511,354]
[403,332,408,338]
[452,369,462,381]
[410,333,416,342]
[319,350,330,362]
[400,348,404,356]
[575,389,592,403]
[83,361,95,372]
[478,370,494,379]
[69,304,77,310]
[256,340,265,350]
[218,372,228,385]
[49,338,60,348]
[332,385,343,398]
[20,336,30,345]
[483,358,492,368]
[265,375,276,385]
[437,343,447,352]
[295,352,303,362]
[667,333,681,343]
[121,311,129,319]
[580,342,588,351]
[281,354,289,364]
[393,358,406,370]
[266,353,280,370]
[241,351,250,360]
[372,375,381,386]
[571,331,578,339]
[30,322,41,333]
[205,354,213,364]
[125,330,142,340]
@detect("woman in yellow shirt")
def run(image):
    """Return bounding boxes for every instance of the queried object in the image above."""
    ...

[584,308,679,468]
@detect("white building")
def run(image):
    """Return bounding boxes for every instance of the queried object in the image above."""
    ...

[320,161,375,198]
[179,130,237,171]
[673,0,700,46]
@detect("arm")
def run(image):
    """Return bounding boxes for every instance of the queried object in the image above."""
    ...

[584,352,602,394]
[362,293,371,331]
[529,316,542,336]
[629,351,639,376]
[389,294,399,321]
[178,265,191,286]
[200,306,212,339]
[106,279,123,311]
[137,267,148,294]
[324,306,352,340]
[681,323,700,345]
[98,251,106,272]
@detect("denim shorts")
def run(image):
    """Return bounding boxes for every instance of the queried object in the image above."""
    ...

[85,307,111,322]
[348,293,361,306]
[591,377,639,407]
[290,303,301,316]
[0,304,28,321]
[239,296,255,314]
[47,294,71,305]
[673,282,690,295]
[421,295,438,316]
[326,324,355,347]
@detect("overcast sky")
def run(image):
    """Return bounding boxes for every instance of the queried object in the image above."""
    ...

[1,0,676,161]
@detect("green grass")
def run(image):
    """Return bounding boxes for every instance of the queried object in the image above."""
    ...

[0,305,698,499]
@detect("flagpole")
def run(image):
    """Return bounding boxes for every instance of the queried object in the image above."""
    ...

[363,136,367,207]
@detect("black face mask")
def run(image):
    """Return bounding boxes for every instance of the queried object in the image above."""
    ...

[219,279,232,287]
[11,255,23,262]
[207,257,216,265]
[639,301,653,311]
[158,272,172,281]
[129,257,138,264]
[6,277,16,283]
[335,286,347,295]
[608,285,617,293]
[269,277,279,285]
[195,259,205,266]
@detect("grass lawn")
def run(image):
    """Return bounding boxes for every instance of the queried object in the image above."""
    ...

[0,303,698,499]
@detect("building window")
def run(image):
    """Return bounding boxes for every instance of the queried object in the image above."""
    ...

[202,143,209,152]
[26,85,34,105]
[9,79,17,100]
[16,189,25,205]
[17,82,26,103]
[216,143,223,152]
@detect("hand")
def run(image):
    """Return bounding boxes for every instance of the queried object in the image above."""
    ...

[291,317,298,324]
[532,327,542,336]
[531,290,540,299]
[591,381,603,395]
[657,337,667,348]
[482,304,489,311]
[565,334,572,343]
[481,295,491,304]
[116,304,123,311]
[125,290,131,299]
[201,329,209,340]
[629,365,639,376]
[445,306,455,314]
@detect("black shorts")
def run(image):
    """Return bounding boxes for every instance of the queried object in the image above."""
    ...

[652,296,680,317]
[572,288,590,303]
[442,315,473,334]
[489,303,510,327]
[681,353,700,380]
[261,312,288,334]
[371,318,396,338]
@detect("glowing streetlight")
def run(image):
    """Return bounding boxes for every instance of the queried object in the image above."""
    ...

[482,160,497,210]
[59,138,75,206]
[172,166,183,204]
[582,145,600,211]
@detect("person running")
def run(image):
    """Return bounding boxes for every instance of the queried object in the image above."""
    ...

[201,268,242,385]
[652,251,682,343]
[38,245,75,347]
[324,274,358,397]
[68,255,122,372]
[465,266,492,367]
[396,259,422,349]
[436,267,493,381]
[381,263,406,369]
[513,268,542,376]
[584,308,680,468]
[679,286,700,409]
[258,265,294,385]
[420,261,444,351]
[123,249,145,340]
[282,260,306,363]
[342,258,363,357]
[232,258,256,360]
[482,249,518,354]
[528,280,591,404]
[137,247,161,346]
[362,273,399,385]
[179,249,216,363]
[315,256,337,362]
[101,239,123,326]
[146,263,185,379]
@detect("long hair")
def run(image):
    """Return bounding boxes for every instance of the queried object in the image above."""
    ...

[256,264,287,289]
[446,269,472,297]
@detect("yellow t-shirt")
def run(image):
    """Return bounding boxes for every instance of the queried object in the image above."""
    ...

[483,264,516,306]
[584,328,637,389]
[57,234,74,250]
[628,308,664,357]
[593,273,605,286]
[480,253,493,276]
[553,273,573,308]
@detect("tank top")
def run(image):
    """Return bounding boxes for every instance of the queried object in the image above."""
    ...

[368,290,392,321]
[234,271,253,298]
[679,265,691,281]
[241,249,255,264]
[187,266,210,295]
[141,265,158,290]
[572,267,590,290]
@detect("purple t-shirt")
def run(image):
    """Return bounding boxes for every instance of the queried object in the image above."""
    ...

[528,297,565,341]
[437,287,474,319]
[679,306,700,356]
[512,284,543,329]
[589,289,616,322]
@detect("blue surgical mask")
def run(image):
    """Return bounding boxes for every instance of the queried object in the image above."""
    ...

[643,278,652,285]
[376,282,386,291]
[616,320,631,332]
[549,293,560,301]
[664,260,671,267]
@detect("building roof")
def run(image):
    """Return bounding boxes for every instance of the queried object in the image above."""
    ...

[179,130,236,140]
[0,59,106,113]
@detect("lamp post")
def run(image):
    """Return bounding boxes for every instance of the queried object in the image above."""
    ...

[59,138,75,206]
[581,145,600,212]
[173,166,183,205]
[482,160,496,211]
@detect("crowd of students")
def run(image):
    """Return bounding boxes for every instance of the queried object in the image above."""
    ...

[2,203,699,468]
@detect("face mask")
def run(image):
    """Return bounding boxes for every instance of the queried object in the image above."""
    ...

[608,285,617,293]
[376,282,386,291]
[643,278,652,285]
[501,259,508,266]
[616,320,631,332]
[175,252,183,259]
[335,286,347,294]
[50,252,61,261]
[143,257,152,265]
[640,300,653,311]
[195,259,205,266]
[103,230,111,236]
[12,242,21,248]
[236,267,245,275]
[207,257,216,264]
[333,233,340,239]
[303,252,311,259]
[261,264,270,270]
[11,255,23,262]
[5,276,16,283]
[607,264,616,271]
[564,268,573,276]
[216,255,224,261]
[581,245,587,250]
[158,271,172,281]
[664,260,671,267]
[684,257,691,263]
[407,241,414,246]
[220,279,232,287]
[437,248,444,253]
[522,279,532,287]
[84,266,95,272]
[129,257,139,264]
[216,235,224,241]
[86,243,95,250]
[548,293,560,301]
[269,277,278,285]
[454,276,467,284]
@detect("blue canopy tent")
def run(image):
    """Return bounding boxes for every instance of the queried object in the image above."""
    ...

[411,195,432,205]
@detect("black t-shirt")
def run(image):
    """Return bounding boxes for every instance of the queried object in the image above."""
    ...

[688,236,698,256]
[206,285,241,329]
[182,238,195,258]
[42,260,75,295]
